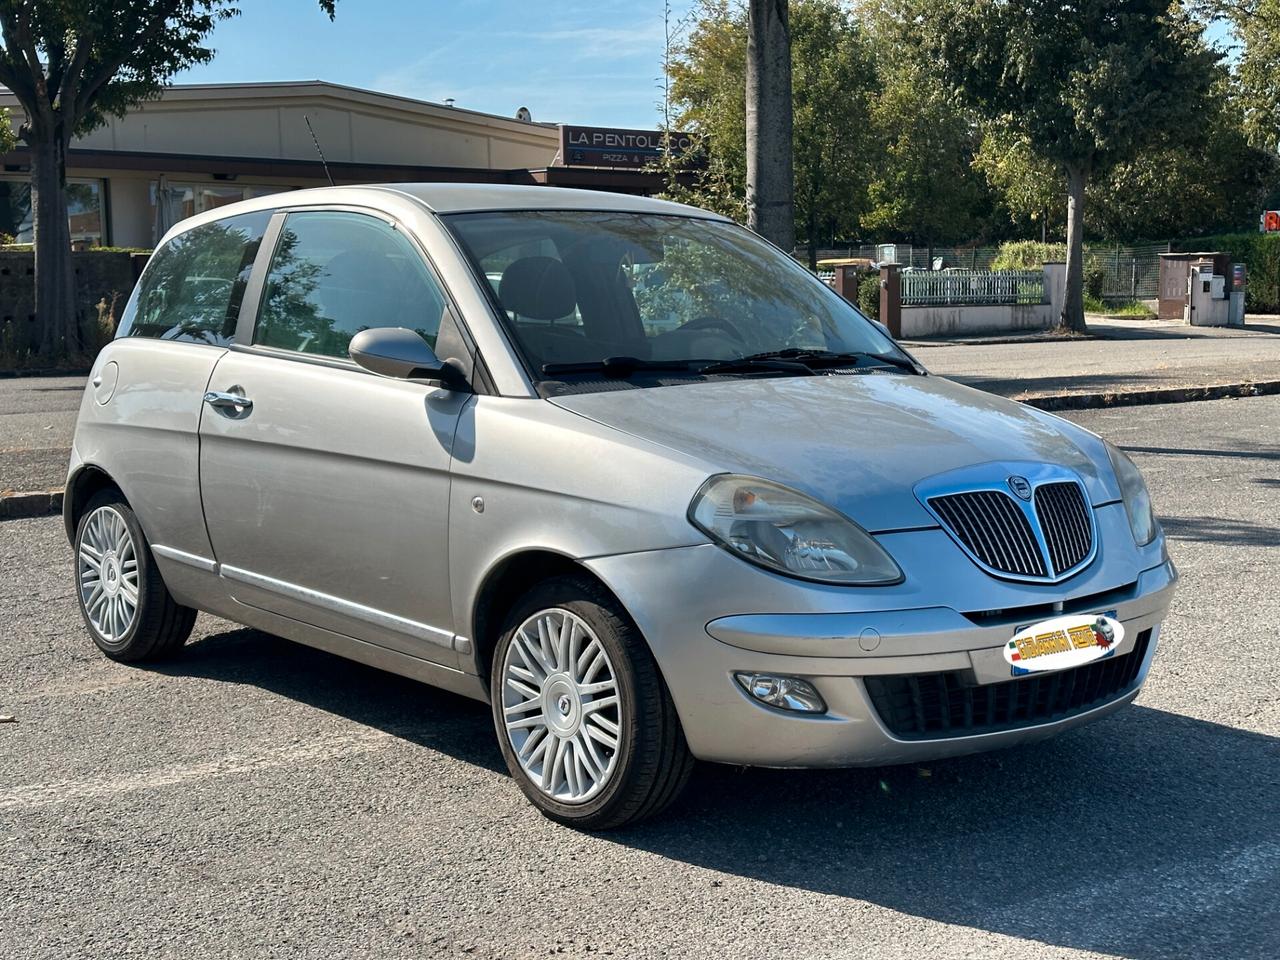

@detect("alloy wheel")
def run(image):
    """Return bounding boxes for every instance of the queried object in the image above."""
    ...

[77,505,139,643]
[500,607,622,804]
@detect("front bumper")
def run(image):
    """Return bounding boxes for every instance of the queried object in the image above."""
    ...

[585,528,1176,768]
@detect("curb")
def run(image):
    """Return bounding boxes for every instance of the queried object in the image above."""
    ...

[1020,380,1280,411]
[0,489,63,520]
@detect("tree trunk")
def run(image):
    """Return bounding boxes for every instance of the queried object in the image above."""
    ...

[30,128,80,361]
[745,0,794,255]
[1060,164,1088,333]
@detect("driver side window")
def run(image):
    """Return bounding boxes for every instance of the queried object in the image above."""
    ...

[254,210,448,359]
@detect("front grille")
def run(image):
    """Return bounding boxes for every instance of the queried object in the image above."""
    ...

[929,490,1047,578]
[1034,481,1093,575]
[928,480,1094,581]
[864,628,1152,740]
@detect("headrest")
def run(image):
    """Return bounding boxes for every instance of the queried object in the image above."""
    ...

[498,256,576,320]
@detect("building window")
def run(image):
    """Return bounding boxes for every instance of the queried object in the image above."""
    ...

[0,177,105,248]
[151,180,291,243]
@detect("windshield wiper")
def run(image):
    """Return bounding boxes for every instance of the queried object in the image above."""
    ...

[541,356,701,378]
[734,348,923,375]
[697,356,817,376]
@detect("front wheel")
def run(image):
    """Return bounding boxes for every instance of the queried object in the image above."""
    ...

[491,575,694,830]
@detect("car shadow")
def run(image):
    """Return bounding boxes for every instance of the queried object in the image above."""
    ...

[610,706,1280,960]
[160,627,1278,959]
[158,625,505,775]
[1160,515,1280,546]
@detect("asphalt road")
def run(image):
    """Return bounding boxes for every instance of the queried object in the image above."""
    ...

[2,396,1278,960]
[0,375,81,492]
[914,318,1280,402]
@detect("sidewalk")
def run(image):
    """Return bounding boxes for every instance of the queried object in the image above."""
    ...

[3,317,1278,511]
[907,316,1280,407]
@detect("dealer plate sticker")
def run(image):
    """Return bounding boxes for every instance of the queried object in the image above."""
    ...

[1004,613,1124,675]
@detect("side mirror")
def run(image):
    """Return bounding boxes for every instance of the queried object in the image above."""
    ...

[349,327,465,389]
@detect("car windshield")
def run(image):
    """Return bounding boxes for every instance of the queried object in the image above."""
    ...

[443,209,909,388]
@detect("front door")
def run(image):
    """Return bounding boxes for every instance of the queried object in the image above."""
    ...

[198,209,468,665]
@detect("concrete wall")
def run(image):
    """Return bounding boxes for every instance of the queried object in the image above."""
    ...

[899,262,1067,338]
[0,250,146,355]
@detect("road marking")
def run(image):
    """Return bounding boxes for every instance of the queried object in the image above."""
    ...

[0,730,392,809]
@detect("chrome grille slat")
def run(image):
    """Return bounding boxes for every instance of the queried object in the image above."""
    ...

[979,491,1029,574]
[1034,481,1093,576]
[929,479,1093,581]
[929,489,1047,578]
[972,493,1015,572]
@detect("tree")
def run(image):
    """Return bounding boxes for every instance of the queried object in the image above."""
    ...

[0,1,336,362]
[973,127,1064,242]
[906,0,1219,331]
[1200,0,1280,148]
[862,60,995,260]
[669,0,876,263]
[745,0,794,253]
[1087,92,1279,239]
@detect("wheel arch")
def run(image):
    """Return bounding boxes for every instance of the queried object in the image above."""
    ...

[63,464,123,544]
[469,548,626,683]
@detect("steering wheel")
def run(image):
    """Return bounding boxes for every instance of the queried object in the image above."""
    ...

[673,315,746,343]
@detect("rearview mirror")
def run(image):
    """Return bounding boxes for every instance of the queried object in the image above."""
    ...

[349,327,463,389]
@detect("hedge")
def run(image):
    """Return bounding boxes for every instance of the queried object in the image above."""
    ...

[1171,233,1280,313]
[991,240,1106,299]
[857,273,880,320]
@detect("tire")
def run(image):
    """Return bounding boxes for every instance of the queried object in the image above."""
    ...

[490,574,694,830]
[73,489,196,663]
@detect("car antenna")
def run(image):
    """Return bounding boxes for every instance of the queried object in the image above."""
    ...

[304,114,335,187]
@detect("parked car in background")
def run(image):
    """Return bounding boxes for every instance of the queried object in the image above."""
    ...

[66,184,1176,829]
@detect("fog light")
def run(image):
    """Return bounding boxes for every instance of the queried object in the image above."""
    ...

[734,673,827,713]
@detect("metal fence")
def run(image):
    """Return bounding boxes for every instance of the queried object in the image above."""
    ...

[818,241,1171,301]
[818,245,1000,271]
[1086,242,1169,300]
[900,269,1046,306]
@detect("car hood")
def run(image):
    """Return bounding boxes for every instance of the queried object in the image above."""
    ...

[548,373,1116,532]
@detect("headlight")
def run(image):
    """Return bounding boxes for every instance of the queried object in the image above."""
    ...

[1105,442,1157,546]
[688,475,902,585]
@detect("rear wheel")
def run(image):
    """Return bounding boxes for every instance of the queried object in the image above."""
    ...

[491,575,694,830]
[74,490,196,662]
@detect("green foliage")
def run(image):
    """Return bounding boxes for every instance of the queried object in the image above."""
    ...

[973,126,1065,237]
[862,56,994,248]
[1201,0,1280,149]
[991,240,1106,298]
[990,241,1068,271]
[1085,84,1280,239]
[857,272,880,320]
[1171,232,1280,312]
[909,0,1219,178]
[668,0,878,258]
[1095,299,1156,318]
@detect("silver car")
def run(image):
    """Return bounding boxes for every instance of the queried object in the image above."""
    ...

[66,184,1176,829]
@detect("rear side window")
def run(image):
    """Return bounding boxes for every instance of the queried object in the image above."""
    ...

[252,210,448,359]
[117,210,270,345]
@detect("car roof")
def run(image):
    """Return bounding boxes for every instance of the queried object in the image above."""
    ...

[163,182,729,243]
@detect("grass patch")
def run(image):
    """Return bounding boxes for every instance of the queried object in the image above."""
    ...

[1085,295,1154,318]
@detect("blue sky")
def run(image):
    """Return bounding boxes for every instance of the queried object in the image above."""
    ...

[174,0,692,128]
[174,2,1240,128]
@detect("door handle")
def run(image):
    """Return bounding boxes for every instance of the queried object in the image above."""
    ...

[204,390,253,412]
